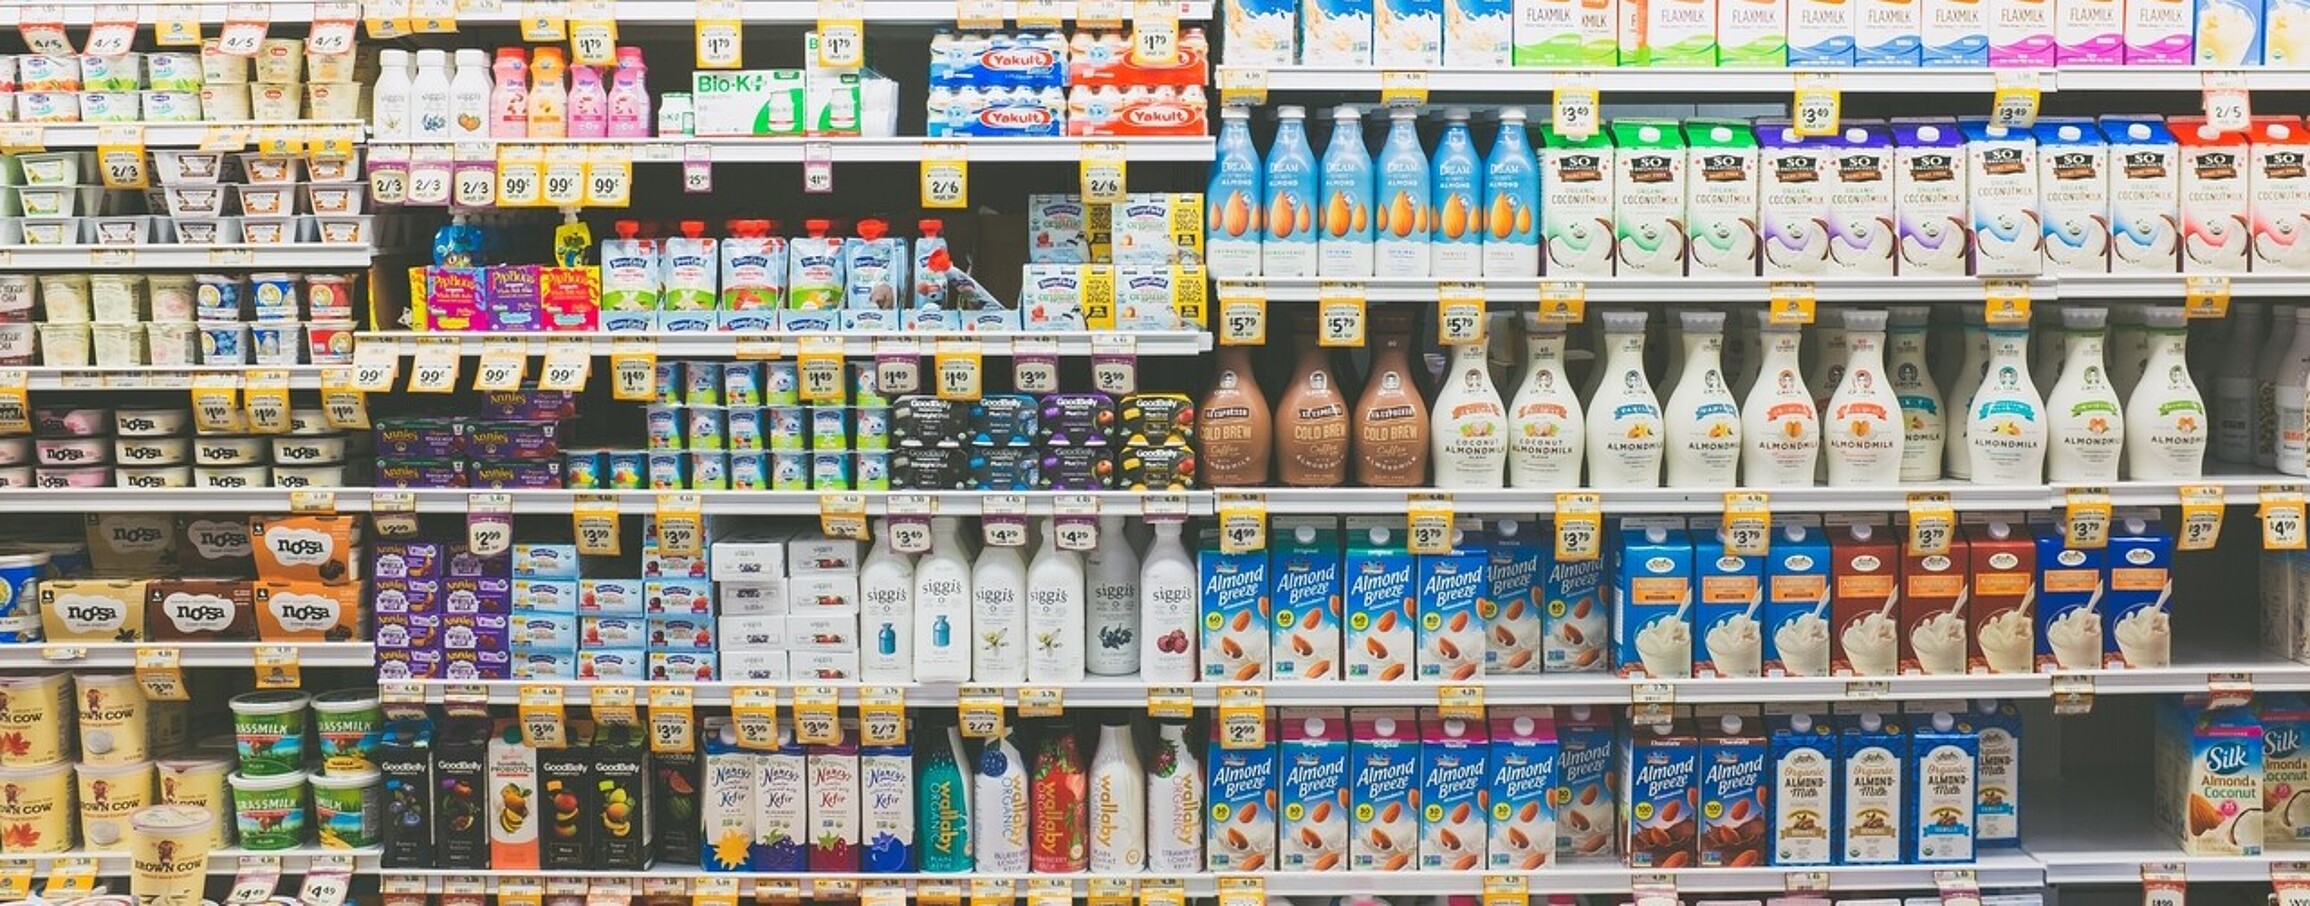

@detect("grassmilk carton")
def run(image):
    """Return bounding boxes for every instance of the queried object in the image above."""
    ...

[1417,522,1489,681]
[1542,520,1609,672]
[1828,122,1897,276]
[1720,0,1792,63]
[1345,519,1417,681]
[1907,709,1978,863]
[1855,0,1923,63]
[1278,708,1350,871]
[1556,705,1617,858]
[1272,518,1344,681]
[1836,707,1906,864]
[1420,710,1491,870]
[1377,0,1447,66]
[1485,520,1547,674]
[1922,0,1990,62]
[1621,714,1700,867]
[2155,699,2262,855]
[1612,120,1689,276]
[2102,115,2183,273]
[2172,117,2252,273]
[1765,519,1833,677]
[2196,0,2265,64]
[1987,0,2055,64]
[1226,0,1301,64]
[1960,118,2045,276]
[1200,528,1272,683]
[1541,124,1619,277]
[1966,699,2022,847]
[2034,522,2107,671]
[1449,0,1518,64]
[1789,0,1859,62]
[1767,705,1838,865]
[1487,707,1559,869]
[1694,530,1766,679]
[1686,120,1763,277]
[2036,118,2113,275]
[2258,694,2310,848]
[1305,0,1379,65]
[1759,123,1835,276]
[2126,0,2195,60]
[1350,708,1421,871]
[2105,517,2174,668]
[2250,117,2310,273]
[1696,706,1768,867]
[1614,518,1695,679]
[2056,0,2125,61]
[1622,0,1720,63]
[1207,718,1278,869]
[1893,118,1972,276]
[1515,0,1622,64]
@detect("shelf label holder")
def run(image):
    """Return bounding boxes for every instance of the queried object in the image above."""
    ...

[2178,485,2224,551]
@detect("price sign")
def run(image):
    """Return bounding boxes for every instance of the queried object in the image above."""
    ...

[496,146,544,207]
[958,686,1005,739]
[309,2,360,54]
[791,686,841,745]
[1131,1,1180,64]
[244,370,292,434]
[16,7,71,55]
[589,685,639,727]
[655,493,706,557]
[44,860,97,901]
[569,2,617,66]
[2179,485,2225,551]
[804,140,835,194]
[542,156,588,208]
[408,148,455,206]
[574,495,622,557]
[1015,0,1062,27]
[474,338,527,391]
[539,338,591,391]
[935,340,984,400]
[1555,492,1602,561]
[873,338,921,395]
[1081,142,1127,204]
[585,150,633,208]
[648,686,695,754]
[1089,879,1136,906]
[2205,71,2251,133]
[1218,67,1268,107]
[0,861,29,902]
[696,0,743,68]
[886,494,934,554]
[1216,285,1267,345]
[610,338,657,401]
[0,126,41,154]
[1722,491,1771,557]
[2141,864,2186,906]
[1380,70,1430,108]
[2064,487,2113,549]
[817,0,866,69]
[371,491,421,540]
[1017,686,1064,718]
[684,144,713,194]
[820,493,870,542]
[1553,80,1600,139]
[135,647,190,702]
[730,687,780,750]
[1053,495,1098,552]
[522,0,569,40]
[2280,865,2310,906]
[454,157,497,209]
[1141,881,1189,906]
[983,495,1029,548]
[252,644,302,690]
[191,372,246,433]
[97,127,149,189]
[797,335,846,402]
[922,145,968,209]
[957,0,1003,28]
[1438,290,1485,345]
[1078,0,1126,27]
[1145,686,1194,720]
[407,338,462,393]
[85,5,139,56]
[2186,275,2232,319]
[409,0,458,30]
[1984,280,2032,326]
[520,685,569,748]
[1770,282,1818,325]
[1407,494,1455,556]
[1317,286,1366,347]
[367,146,411,206]
[1091,334,1138,395]
[1540,281,1586,324]
[2265,486,2307,550]
[218,2,271,55]
[1990,71,2043,130]
[468,493,515,558]
[1001,336,1055,394]
[1217,493,1267,553]
[1908,492,1956,555]
[1216,686,1266,749]
[859,686,906,746]
[1792,74,1841,137]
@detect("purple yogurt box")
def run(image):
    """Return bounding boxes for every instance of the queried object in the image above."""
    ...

[375,420,465,458]
[443,577,513,614]
[478,391,578,420]
[372,542,444,580]
[424,267,485,331]
[465,421,561,460]
[485,266,545,331]
[1038,392,1118,446]
[470,461,566,489]
[376,459,469,488]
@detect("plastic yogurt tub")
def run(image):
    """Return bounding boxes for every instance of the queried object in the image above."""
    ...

[0,762,73,852]
[75,673,151,763]
[114,437,189,467]
[269,466,344,489]
[0,437,29,466]
[192,435,265,466]
[115,408,191,437]
[75,759,154,848]
[307,768,379,849]
[309,689,380,775]
[154,756,235,848]
[117,467,194,489]
[228,690,308,776]
[128,804,218,906]
[227,769,308,851]
[269,434,344,465]
[0,673,69,765]
[193,466,269,489]
[35,437,107,467]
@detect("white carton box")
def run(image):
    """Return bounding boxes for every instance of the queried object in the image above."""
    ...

[690,70,804,137]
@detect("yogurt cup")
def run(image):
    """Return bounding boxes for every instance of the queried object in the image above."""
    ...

[226,769,306,850]
[34,437,106,468]
[228,691,308,777]
[199,40,249,82]
[36,467,114,489]
[305,322,355,365]
[193,466,268,489]
[153,756,234,847]
[89,323,144,368]
[286,409,330,435]
[0,469,32,489]
[38,275,90,322]
[147,324,197,366]
[74,760,152,848]
[0,275,34,320]
[148,276,197,322]
[0,673,71,766]
[309,690,379,775]
[249,322,301,366]
[197,322,249,366]
[89,274,144,322]
[0,762,76,852]
[0,325,32,367]
[38,323,91,367]
[115,437,188,468]
[270,465,344,489]
[193,435,265,466]
[116,467,193,489]
[306,768,378,849]
[129,804,217,906]
[115,408,190,437]
[34,407,110,437]
[0,439,29,466]
[73,673,151,764]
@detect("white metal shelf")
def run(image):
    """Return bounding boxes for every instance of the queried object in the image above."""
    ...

[0,641,376,668]
[359,330,1214,357]
[1232,65,2310,94]
[0,848,377,875]
[0,1,1211,25]
[0,120,364,150]
[0,245,377,270]
[18,366,330,391]
[1229,274,2310,304]
[2025,785,2293,884]
[401,136,1216,164]
[0,489,1208,516]
[1254,483,2059,515]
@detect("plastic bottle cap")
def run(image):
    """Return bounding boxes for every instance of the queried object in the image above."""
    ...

[1790,713,1813,733]
[1987,521,2011,539]
[2130,123,2152,140]
[1295,524,1316,544]
[858,219,888,241]
[2126,516,2148,533]
[680,221,705,238]
[1645,526,1669,543]
[1851,523,1874,541]
[1860,712,1883,731]
[614,220,640,239]
[2059,125,2082,141]
[805,218,831,236]
[1918,125,1941,142]
[919,219,943,237]
[1933,712,1956,732]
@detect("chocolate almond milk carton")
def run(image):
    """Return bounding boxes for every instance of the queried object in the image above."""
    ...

[1620,713,1699,868]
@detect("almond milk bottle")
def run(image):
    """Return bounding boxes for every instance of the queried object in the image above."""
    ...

[1965,322,2048,484]
[1825,310,1905,486]
[1320,106,1378,277]
[1889,306,1946,482]
[1945,308,1991,480]
[1584,310,1665,487]
[1665,310,1742,488]
[1742,312,1821,487]
[1432,337,1510,488]
[2126,306,2209,479]
[2216,303,2265,464]
[2047,306,2127,482]
[1508,317,1585,487]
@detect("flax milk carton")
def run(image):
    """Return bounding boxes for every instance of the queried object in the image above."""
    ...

[1789,0,1859,62]
[1487,707,1558,869]
[2036,118,2113,274]
[1907,709,1977,862]
[1377,0,1446,66]
[2126,0,2195,58]
[1556,705,1617,858]
[1694,530,1765,678]
[1350,708,1421,871]
[1485,520,1547,674]
[1855,0,1923,63]
[1515,0,1622,64]
[1967,698,2022,847]
[1922,0,1990,62]
[1305,0,1379,65]
[1345,520,1417,681]
[1612,120,1690,275]
[1541,124,1619,277]
[1278,708,1350,871]
[2034,522,2107,671]
[1765,519,1833,677]
[1760,123,1835,276]
[1721,0,1792,63]
[1207,718,1278,870]
[1828,122,1897,275]
[1836,707,1906,864]
[1614,518,1694,679]
[2103,115,2183,273]
[1622,0,1719,63]
[1961,119,2045,276]
[2173,116,2252,273]
[1417,523,1489,682]
[2105,517,2174,668]
[1200,528,1271,683]
[1988,0,2055,63]
[1448,0,1518,64]
[1272,518,1344,681]
[1767,706,1838,865]
[1621,715,1700,867]
[1420,711,1490,870]
[2251,117,2310,273]
[2156,699,2262,855]
[1696,706,1768,867]
[2057,0,2125,61]
[1226,0,1302,64]
[1893,118,1972,275]
[1686,120,1762,277]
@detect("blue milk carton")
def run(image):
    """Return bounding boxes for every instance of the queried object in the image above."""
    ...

[1541,521,1608,673]
[1613,518,1694,678]
[2105,516,2174,669]
[1487,707,1558,870]
[2035,118,2112,276]
[1278,707,1350,871]
[1484,520,1547,675]
[1694,530,1766,679]
[1965,699,2022,848]
[1417,523,1489,682]
[1419,709,1491,870]
[1767,705,1838,866]
[1908,708,1978,863]
[1344,519,1416,682]
[1273,518,1343,681]
[2033,522,2108,672]
[1836,706,1906,865]
[1765,519,1833,677]
[1201,528,1272,682]
[1208,717,1279,870]
[1350,707,1421,870]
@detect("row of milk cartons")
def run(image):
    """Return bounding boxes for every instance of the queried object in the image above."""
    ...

[1225,0,2300,67]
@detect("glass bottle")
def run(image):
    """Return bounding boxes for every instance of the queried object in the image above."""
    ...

[1354,309,1430,486]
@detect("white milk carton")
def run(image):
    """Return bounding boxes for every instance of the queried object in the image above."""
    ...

[1611,119,1689,276]
[2251,117,2310,273]
[1541,124,1619,277]
[1960,118,2045,276]
[1790,0,1859,62]
[1855,0,1923,64]
[2035,118,2112,275]
[2101,115,2182,273]
[1922,0,1991,63]
[1306,0,1380,65]
[1827,122,1897,276]
[2056,0,2126,62]
[1893,118,1972,276]
[1448,0,1518,65]
[1226,0,1302,64]
[1514,0,1621,65]
[2172,116,2252,273]
[1377,0,1447,66]
[2126,0,2194,60]
[1721,0,1792,64]
[1685,119,1762,277]
[1760,122,1835,276]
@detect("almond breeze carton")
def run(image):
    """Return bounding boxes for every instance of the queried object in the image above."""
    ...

[1487,708,1558,870]
[1694,530,1765,679]
[1855,0,1923,64]
[1960,119,2045,276]
[1789,0,1858,63]
[1200,527,1271,683]
[2036,118,2113,275]
[2172,117,2251,273]
[1614,518,1694,679]
[2103,115,2183,273]
[1893,118,1972,275]
[2155,699,2262,855]
[1686,120,1763,278]
[1765,520,1833,677]
[2105,517,2174,669]
[1922,0,1990,62]
[1350,708,1421,871]
[1272,518,1344,681]
[1345,520,1416,682]
[1208,718,1279,870]
[1541,125,1618,277]
[2034,522,2107,672]
[1543,520,1608,672]
[1621,715,1700,868]
[1417,523,1489,682]
[1556,705,1617,858]
[1305,0,1379,65]
[1696,706,1768,868]
[1279,708,1349,872]
[1908,709,1978,863]
[1612,120,1690,276]
[1514,0,1621,65]
[1760,123,1835,276]
[1721,0,1792,63]
[1828,122,1897,276]
[2250,117,2310,273]
[1485,520,1546,675]
[1767,705,1837,866]
[1419,710,1490,871]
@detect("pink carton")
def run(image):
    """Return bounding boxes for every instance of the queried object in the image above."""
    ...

[1350,707,1421,871]
[1488,707,1559,870]
[806,727,860,872]
[1419,709,1490,871]
[1278,707,1350,871]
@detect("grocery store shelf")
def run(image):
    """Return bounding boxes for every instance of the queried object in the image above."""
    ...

[2025,785,2278,885]
[0,848,376,876]
[2052,66,2310,91]
[0,1,1211,25]
[0,245,377,270]
[0,489,1208,516]
[2057,272,2310,299]
[0,120,363,150]
[18,366,330,391]
[405,136,1218,164]
[0,641,375,668]
[1236,275,2208,305]
[1233,65,2310,95]
[359,329,1213,357]
[1254,483,2055,515]
[2090,470,2306,506]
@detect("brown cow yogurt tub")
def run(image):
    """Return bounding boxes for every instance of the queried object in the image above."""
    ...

[0,761,76,852]
[74,760,152,848]
[0,674,74,766]
[73,673,149,764]
[154,756,233,847]
[130,804,216,906]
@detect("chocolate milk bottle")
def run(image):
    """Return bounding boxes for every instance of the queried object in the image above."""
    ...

[1354,309,1431,487]
[1200,343,1273,487]
[1277,312,1350,487]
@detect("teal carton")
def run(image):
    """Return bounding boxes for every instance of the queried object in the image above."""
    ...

[1908,708,1978,862]
[1350,707,1421,870]
[1278,708,1350,871]
[1486,707,1557,870]
[1207,717,1278,870]
[1764,519,1833,677]
[1200,528,1272,682]
[1541,521,1608,672]
[1767,705,1837,866]
[1694,531,1766,678]
[1836,706,1906,864]
[1416,522,1489,681]
[1484,520,1546,675]
[1613,518,1694,678]
[1273,518,1343,681]
[1344,519,1416,681]
[1420,709,1490,870]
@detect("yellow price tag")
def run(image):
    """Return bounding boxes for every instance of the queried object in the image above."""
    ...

[2266,486,2308,550]
[191,372,246,433]
[1990,71,2043,130]
[1218,67,1268,107]
[1380,70,1430,108]
[97,126,150,189]
[1081,142,1127,204]
[1217,493,1267,553]
[2179,485,2225,552]
[730,686,780,750]
[2187,275,2233,319]
[569,0,617,65]
[2064,487,2113,549]
[253,644,301,689]
[1438,684,1485,720]
[1540,281,1586,324]
[957,0,1004,29]
[790,686,841,744]
[969,879,1016,906]
[1216,686,1266,749]
[610,338,657,401]
[696,0,743,68]
[521,0,569,40]
[1985,280,2032,326]
[935,339,984,401]
[1482,876,1529,906]
[1437,289,1485,345]
[1131,1,1180,64]
[1555,492,1602,561]
[1552,82,1599,139]
[816,0,866,68]
[242,370,292,435]
[655,493,705,557]
[859,686,906,746]
[0,126,43,154]
[820,493,871,541]
[319,370,371,431]
[1770,282,1818,325]
[1318,287,1366,347]
[958,686,1005,739]
[648,686,695,754]
[574,495,622,557]
[1908,492,1956,555]
[519,684,569,748]
[0,371,28,437]
[584,149,633,208]
[1723,491,1772,556]
[1147,685,1195,719]
[797,334,846,402]
[1792,74,1841,137]
[922,147,968,209]
[1407,493,1455,556]
[157,4,205,45]
[1017,686,1064,717]
[135,647,190,702]
[1216,286,1267,346]
[1089,879,1135,906]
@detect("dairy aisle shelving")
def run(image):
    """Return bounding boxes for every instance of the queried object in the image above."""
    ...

[0,642,377,669]
[1227,275,2310,303]
[371,135,1220,163]
[351,329,1218,357]
[1223,65,2310,94]
[0,849,381,875]
[0,1,1214,26]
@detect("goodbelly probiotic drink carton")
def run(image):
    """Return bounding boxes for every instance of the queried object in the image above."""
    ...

[2102,115,2182,273]
[2172,116,2251,273]
[1685,119,1762,278]
[1893,118,1972,276]
[2035,118,2112,275]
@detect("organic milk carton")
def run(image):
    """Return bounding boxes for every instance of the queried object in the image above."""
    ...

[1350,708,1421,870]
[1305,0,1379,65]
[2105,517,2175,668]
[2057,0,2125,61]
[1226,0,1301,64]
[1830,519,1901,677]
[1417,524,1489,681]
[1827,122,1897,276]
[1720,0,1792,64]
[1892,118,1972,275]
[1612,120,1689,276]
[1790,0,1859,62]
[1855,0,1923,64]
[1620,716,1700,867]
[1685,120,1762,277]
[1487,708,1558,870]
[1988,0,2055,64]
[1345,519,1417,681]
[1836,707,1906,864]
[2196,0,2266,64]
[1696,706,1768,867]
[1542,521,1609,672]
[1623,0,1720,63]
[1515,0,1622,65]
[1694,531,1765,679]
[1907,710,1978,863]
[2033,523,2107,671]
[1199,528,1271,683]
[1419,711,1490,870]
[1967,699,2022,847]
[2126,0,2195,60]
[1614,519,1694,679]
[1960,119,2045,276]
[2102,115,2183,273]
[1556,705,1616,857]
[1922,0,1991,62]
[2154,700,2261,855]
[1278,708,1349,871]
[2259,694,2310,847]
[1272,518,1344,681]
[2172,116,2252,273]
[1764,520,1833,677]
[1759,123,1835,276]
[1767,706,1838,865]
[1449,0,1518,65]
[1207,719,1278,870]
[1486,520,1546,674]
[1377,0,1447,66]
[2036,118,2113,275]
[2273,0,2310,63]
[1541,125,1618,277]
[2251,117,2310,272]
[859,729,913,872]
